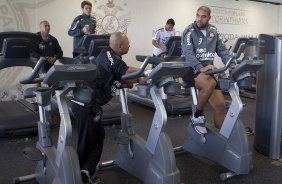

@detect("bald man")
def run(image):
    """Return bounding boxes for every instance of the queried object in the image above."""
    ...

[32,20,63,73]
[71,32,144,184]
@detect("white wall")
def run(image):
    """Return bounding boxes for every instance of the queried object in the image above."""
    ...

[39,0,282,66]
[0,0,281,100]
[279,5,282,33]
[1,0,280,65]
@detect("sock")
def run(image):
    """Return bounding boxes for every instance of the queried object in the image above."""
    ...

[194,108,203,118]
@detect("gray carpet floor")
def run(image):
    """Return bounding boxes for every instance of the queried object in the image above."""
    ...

[1,97,282,184]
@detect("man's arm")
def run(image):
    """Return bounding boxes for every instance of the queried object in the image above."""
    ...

[123,66,145,84]
[54,38,63,59]
[114,62,145,84]
[31,40,41,59]
[125,66,138,74]
[46,38,63,65]
[68,17,84,37]
[181,28,204,72]
[31,50,41,59]
[152,40,166,53]
[152,29,166,52]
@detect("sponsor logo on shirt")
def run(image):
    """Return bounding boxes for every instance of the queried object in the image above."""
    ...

[196,48,215,61]
[111,80,121,96]
[186,32,191,45]
[196,48,207,53]
[107,51,114,65]
[39,43,45,50]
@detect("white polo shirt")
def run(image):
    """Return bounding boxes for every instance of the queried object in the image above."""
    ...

[152,27,175,56]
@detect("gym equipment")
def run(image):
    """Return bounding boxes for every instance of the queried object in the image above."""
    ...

[83,34,110,59]
[158,36,182,57]
[99,57,191,183]
[61,34,110,64]
[127,36,193,115]
[13,57,97,184]
[255,34,282,159]
[238,37,259,99]
[60,34,121,125]
[0,31,39,138]
[182,37,264,181]
[82,34,121,125]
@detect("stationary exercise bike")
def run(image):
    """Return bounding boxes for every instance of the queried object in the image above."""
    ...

[182,38,264,181]
[126,37,193,115]
[99,56,190,183]
[13,57,97,184]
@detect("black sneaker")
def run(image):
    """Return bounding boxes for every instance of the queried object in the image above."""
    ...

[81,170,101,184]
[245,126,254,136]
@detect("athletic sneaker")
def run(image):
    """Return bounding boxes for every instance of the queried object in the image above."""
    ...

[245,126,254,136]
[190,115,207,135]
[81,170,101,184]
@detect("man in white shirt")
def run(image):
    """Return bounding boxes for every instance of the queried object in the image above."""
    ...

[152,18,176,56]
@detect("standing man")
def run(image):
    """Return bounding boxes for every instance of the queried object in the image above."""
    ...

[71,32,144,184]
[32,20,63,73]
[181,6,231,137]
[152,18,176,57]
[68,0,96,58]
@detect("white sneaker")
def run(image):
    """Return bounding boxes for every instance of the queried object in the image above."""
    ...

[190,115,207,135]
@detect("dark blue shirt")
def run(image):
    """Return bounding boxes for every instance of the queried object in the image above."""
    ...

[91,47,128,105]
[68,13,96,54]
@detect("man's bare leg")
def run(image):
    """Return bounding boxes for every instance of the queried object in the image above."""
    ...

[191,73,217,136]
[208,89,226,129]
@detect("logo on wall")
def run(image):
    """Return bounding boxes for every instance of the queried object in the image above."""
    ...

[0,0,55,101]
[209,6,248,26]
[0,0,56,32]
[93,0,131,34]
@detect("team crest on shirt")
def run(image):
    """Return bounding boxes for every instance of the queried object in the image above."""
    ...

[198,38,202,45]
[39,43,45,50]
[209,32,215,38]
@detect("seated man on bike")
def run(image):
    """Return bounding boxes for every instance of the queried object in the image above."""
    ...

[181,6,231,136]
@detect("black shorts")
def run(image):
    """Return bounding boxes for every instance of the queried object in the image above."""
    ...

[182,68,220,89]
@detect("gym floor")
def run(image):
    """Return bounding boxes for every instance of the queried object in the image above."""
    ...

[1,97,282,184]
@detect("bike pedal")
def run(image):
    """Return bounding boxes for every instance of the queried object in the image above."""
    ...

[22,147,43,161]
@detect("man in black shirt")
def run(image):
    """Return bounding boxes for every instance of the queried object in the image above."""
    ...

[71,32,144,184]
[32,20,63,73]
[68,0,96,58]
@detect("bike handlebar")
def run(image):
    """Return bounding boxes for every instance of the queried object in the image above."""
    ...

[122,56,163,80]
[205,42,245,75]
[20,57,45,84]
